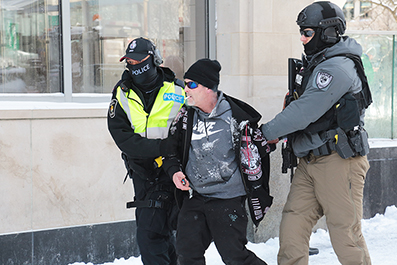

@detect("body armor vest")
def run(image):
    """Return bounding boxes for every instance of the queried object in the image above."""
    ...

[291,53,372,135]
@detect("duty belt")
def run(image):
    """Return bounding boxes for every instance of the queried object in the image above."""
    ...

[311,128,368,159]
[126,199,171,209]
[311,130,338,156]
[126,184,175,209]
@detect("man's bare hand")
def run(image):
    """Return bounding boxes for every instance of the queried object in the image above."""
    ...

[173,171,191,191]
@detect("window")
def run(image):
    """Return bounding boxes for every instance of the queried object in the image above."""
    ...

[343,0,372,21]
[0,0,210,96]
[0,0,62,93]
[349,34,397,138]
[343,0,354,21]
[343,1,397,138]
[360,2,371,19]
[69,0,186,93]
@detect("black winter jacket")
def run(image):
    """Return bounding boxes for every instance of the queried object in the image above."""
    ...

[163,93,275,226]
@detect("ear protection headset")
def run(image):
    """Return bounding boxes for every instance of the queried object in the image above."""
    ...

[322,26,338,44]
[148,40,163,67]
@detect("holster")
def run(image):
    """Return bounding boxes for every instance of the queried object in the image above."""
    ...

[314,126,369,159]
[348,127,369,156]
[281,138,298,181]
[334,127,355,159]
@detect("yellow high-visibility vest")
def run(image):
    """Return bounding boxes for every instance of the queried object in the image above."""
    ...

[116,81,185,139]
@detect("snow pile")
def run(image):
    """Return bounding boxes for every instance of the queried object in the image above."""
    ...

[71,205,397,265]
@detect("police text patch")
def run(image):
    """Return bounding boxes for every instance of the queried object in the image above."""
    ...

[163,93,184,104]
[316,72,333,90]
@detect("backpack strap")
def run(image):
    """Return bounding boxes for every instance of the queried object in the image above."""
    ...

[344,53,373,109]
[326,53,373,110]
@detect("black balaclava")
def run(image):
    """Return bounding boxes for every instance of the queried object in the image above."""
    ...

[303,27,334,56]
[126,56,159,92]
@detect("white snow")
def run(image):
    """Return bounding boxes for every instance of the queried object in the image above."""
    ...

[70,205,397,265]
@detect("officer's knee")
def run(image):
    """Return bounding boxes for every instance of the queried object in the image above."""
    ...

[137,229,170,255]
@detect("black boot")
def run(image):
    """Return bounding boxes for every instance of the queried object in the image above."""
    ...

[309,247,319,256]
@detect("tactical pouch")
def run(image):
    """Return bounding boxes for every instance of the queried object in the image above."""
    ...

[336,93,360,132]
[349,127,369,156]
[335,127,355,159]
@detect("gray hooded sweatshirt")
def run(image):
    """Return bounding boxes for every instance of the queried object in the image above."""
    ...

[185,92,246,199]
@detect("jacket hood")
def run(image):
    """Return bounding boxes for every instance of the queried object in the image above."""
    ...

[193,91,227,119]
[224,94,262,124]
[161,66,177,82]
[304,36,362,70]
[324,36,362,58]
[192,92,262,124]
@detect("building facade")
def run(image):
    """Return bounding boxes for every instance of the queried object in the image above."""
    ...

[1,0,397,264]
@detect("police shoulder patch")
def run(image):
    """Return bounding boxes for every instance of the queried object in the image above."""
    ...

[109,99,118,118]
[315,72,333,90]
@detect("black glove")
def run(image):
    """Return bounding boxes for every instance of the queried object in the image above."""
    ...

[159,137,178,158]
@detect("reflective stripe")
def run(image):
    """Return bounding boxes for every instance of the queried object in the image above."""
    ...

[117,88,136,130]
[116,81,185,139]
[168,84,184,131]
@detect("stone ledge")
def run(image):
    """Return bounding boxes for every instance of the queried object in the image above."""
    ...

[0,102,109,120]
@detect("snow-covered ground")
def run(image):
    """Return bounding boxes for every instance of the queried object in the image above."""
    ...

[71,205,397,265]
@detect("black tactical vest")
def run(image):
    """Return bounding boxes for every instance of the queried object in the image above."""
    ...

[292,53,372,135]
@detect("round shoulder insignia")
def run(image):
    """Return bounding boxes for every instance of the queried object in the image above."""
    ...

[315,72,333,90]
[109,99,118,118]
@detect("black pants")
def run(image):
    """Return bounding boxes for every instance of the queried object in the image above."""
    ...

[176,195,267,265]
[136,197,177,265]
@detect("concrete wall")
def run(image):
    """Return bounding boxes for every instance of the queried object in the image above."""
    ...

[0,105,138,264]
[363,145,397,219]
[0,105,131,235]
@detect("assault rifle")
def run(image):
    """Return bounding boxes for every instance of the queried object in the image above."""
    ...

[281,58,302,181]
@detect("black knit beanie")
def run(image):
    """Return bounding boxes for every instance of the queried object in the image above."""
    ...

[183,58,221,90]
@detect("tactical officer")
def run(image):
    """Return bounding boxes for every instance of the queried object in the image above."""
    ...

[107,37,185,265]
[260,2,372,265]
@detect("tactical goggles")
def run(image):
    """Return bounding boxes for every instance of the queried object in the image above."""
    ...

[184,81,199,89]
[300,29,315,37]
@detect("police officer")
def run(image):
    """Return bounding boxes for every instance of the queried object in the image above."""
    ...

[260,2,372,265]
[107,37,185,265]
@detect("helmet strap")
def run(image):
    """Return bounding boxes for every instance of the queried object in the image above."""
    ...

[317,1,337,20]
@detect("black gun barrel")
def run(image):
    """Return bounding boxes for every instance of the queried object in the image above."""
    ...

[288,58,296,94]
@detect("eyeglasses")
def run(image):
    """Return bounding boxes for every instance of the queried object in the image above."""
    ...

[300,29,315,37]
[184,81,199,89]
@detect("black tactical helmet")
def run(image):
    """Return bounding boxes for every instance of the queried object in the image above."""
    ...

[297,1,346,43]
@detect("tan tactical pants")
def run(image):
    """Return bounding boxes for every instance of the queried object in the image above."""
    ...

[278,151,371,265]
